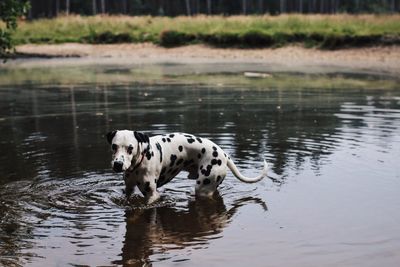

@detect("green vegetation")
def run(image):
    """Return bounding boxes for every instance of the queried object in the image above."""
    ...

[0,0,29,58]
[13,14,400,49]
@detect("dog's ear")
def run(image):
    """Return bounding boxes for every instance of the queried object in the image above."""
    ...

[134,131,149,143]
[106,130,117,144]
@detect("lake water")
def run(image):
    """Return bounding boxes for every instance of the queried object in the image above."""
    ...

[0,63,399,266]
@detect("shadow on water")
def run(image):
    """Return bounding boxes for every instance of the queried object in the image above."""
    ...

[0,65,399,266]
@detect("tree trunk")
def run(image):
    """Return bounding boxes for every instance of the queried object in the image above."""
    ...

[185,0,191,16]
[28,0,32,19]
[280,0,285,13]
[355,0,360,13]
[258,0,263,14]
[55,0,60,16]
[207,0,211,15]
[122,0,127,14]
[92,0,97,15]
[66,0,70,15]
[195,0,200,14]
[101,0,105,14]
[242,0,247,14]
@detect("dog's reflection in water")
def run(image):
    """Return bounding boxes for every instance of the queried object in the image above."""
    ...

[114,193,267,266]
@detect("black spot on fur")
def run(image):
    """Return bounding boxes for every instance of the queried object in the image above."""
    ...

[187,138,195,144]
[106,130,117,144]
[203,178,211,185]
[167,138,171,142]
[201,148,206,154]
[176,159,184,166]
[156,142,163,163]
[146,150,152,160]
[160,167,166,175]
[202,165,212,176]
[145,182,151,192]
[157,175,165,187]
[169,134,175,138]
[178,145,183,152]
[218,159,222,165]
[170,154,177,167]
[162,138,166,143]
[211,159,218,165]
[212,146,217,151]
[213,151,218,157]
[196,137,202,143]
[224,153,227,158]
[198,153,201,159]
[217,176,222,183]
[184,159,194,167]
[134,131,149,143]
[197,180,201,184]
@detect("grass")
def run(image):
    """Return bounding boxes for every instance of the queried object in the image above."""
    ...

[9,14,400,49]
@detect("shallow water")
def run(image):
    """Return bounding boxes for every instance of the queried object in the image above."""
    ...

[0,64,400,266]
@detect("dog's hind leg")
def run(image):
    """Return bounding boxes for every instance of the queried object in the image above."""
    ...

[195,165,227,198]
[195,174,218,197]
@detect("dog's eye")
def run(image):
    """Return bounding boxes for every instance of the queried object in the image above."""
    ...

[127,145,133,155]
[112,144,118,152]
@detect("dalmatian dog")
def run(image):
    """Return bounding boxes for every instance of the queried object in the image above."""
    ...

[106,130,268,204]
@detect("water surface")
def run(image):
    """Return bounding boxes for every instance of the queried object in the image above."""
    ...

[0,64,399,266]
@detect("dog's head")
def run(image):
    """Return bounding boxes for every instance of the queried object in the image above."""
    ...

[106,130,149,173]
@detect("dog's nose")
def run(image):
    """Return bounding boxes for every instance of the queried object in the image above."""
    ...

[113,161,123,173]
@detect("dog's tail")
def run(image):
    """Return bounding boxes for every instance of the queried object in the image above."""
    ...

[227,158,268,183]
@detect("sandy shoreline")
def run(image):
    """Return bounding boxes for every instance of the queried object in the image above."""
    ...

[9,43,400,75]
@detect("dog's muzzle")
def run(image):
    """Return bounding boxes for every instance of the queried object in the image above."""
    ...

[113,161,124,173]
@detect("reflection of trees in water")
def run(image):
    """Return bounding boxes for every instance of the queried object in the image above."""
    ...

[114,194,267,266]
[0,84,399,183]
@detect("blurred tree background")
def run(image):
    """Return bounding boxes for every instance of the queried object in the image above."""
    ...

[0,0,29,57]
[1,0,399,57]
[26,0,399,18]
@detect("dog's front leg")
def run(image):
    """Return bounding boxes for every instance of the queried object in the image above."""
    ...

[138,179,160,205]
[124,173,136,199]
[146,190,160,205]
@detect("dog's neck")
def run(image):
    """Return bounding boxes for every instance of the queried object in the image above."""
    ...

[127,142,150,173]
